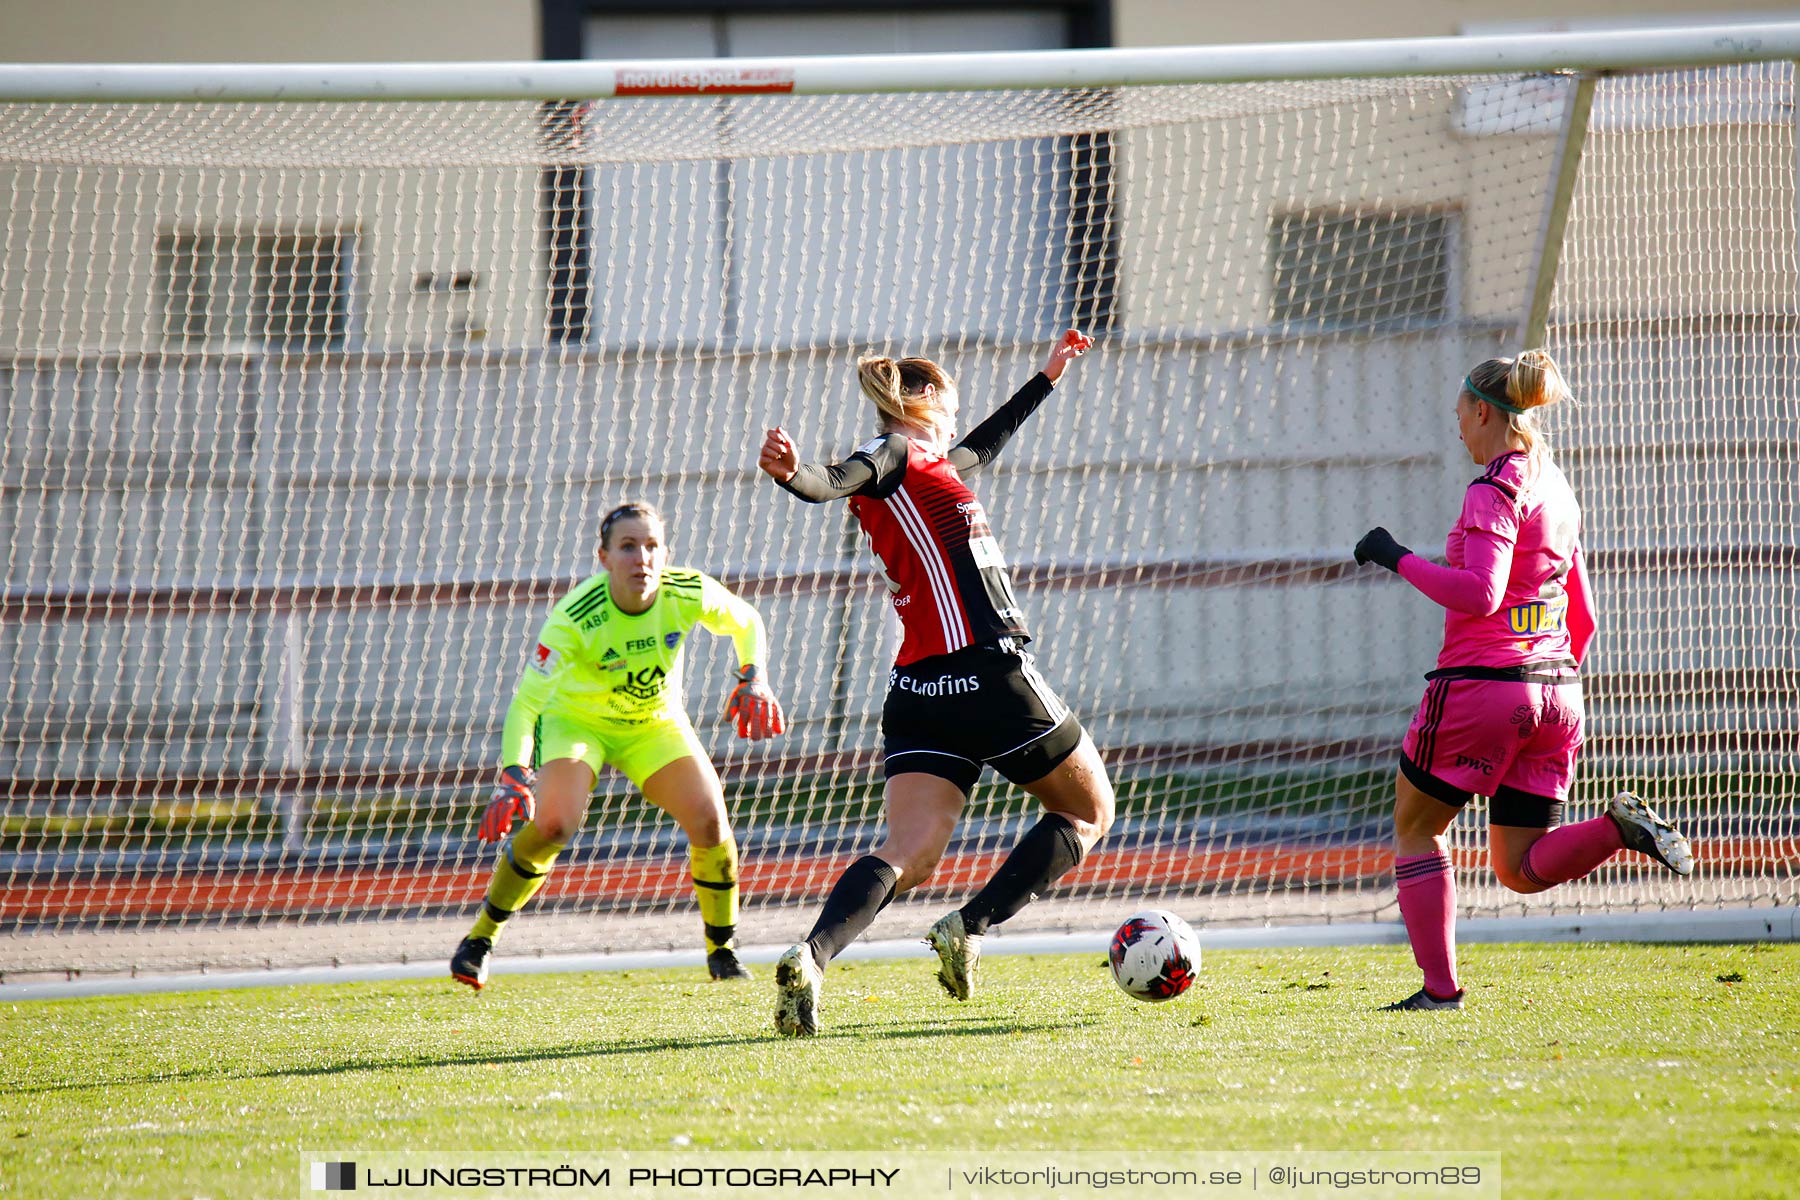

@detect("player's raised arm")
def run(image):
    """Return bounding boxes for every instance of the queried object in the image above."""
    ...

[949,329,1091,474]
[758,426,880,503]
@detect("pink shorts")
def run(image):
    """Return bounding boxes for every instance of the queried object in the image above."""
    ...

[1401,674,1585,807]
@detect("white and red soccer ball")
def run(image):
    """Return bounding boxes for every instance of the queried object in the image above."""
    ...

[1108,909,1201,1002]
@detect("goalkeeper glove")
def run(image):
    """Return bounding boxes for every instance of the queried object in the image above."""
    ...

[724,664,786,740]
[478,764,536,843]
[1354,527,1412,573]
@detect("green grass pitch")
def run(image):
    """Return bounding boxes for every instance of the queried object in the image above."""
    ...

[3,943,1796,1198]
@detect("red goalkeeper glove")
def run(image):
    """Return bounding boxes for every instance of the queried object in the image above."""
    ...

[724,664,785,740]
[478,764,536,842]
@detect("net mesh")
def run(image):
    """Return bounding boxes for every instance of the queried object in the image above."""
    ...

[2,61,1794,979]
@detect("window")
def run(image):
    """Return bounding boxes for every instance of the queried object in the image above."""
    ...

[158,232,352,351]
[547,5,1114,347]
[1268,208,1457,330]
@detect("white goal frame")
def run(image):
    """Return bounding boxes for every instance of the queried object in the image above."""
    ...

[3,23,1798,992]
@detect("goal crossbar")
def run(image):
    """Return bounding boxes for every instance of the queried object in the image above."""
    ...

[1,22,1798,103]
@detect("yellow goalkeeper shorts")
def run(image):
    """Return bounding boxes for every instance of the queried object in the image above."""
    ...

[535,711,708,790]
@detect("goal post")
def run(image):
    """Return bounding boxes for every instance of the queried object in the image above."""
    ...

[2,25,1796,981]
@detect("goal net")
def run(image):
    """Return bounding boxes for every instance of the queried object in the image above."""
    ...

[2,35,1795,979]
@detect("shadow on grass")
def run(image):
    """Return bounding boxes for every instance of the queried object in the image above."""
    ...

[12,1016,1096,1095]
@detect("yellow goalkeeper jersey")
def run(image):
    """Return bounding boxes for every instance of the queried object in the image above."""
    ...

[501,567,767,768]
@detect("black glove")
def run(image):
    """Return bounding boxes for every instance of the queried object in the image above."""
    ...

[1354,527,1411,573]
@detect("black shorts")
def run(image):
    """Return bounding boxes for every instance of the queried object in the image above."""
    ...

[882,640,1084,794]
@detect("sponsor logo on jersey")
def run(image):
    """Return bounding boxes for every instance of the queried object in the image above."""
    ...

[597,647,627,672]
[893,594,911,607]
[617,665,668,699]
[1511,691,1576,740]
[528,643,559,676]
[1454,753,1496,776]
[665,631,682,649]
[1507,597,1568,635]
[579,610,609,631]
[955,500,983,523]
[890,672,981,698]
[626,635,658,654]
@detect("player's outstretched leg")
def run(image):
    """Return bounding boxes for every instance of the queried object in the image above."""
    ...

[1607,791,1695,876]
[932,734,1112,1001]
[452,823,566,991]
[771,855,901,1036]
[1501,791,1694,896]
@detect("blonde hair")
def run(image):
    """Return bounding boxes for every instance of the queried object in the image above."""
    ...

[856,355,958,437]
[1464,349,1572,459]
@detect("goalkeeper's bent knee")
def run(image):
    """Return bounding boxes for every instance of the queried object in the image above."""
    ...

[469,822,567,941]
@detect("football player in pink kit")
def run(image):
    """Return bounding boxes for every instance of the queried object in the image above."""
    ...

[1354,349,1695,1011]
[757,330,1115,1036]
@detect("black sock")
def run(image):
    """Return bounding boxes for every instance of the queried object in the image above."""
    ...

[804,855,900,965]
[959,813,1085,935]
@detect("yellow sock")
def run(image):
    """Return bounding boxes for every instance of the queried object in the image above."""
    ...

[689,837,740,953]
[468,822,565,942]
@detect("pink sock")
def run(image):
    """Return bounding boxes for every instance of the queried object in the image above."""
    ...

[1519,815,1624,889]
[1395,852,1459,998]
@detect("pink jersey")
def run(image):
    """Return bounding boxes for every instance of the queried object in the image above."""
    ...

[1398,450,1596,671]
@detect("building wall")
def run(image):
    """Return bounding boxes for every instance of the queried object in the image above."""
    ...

[1113,1,1800,47]
[7,0,1797,61]
[1,0,536,63]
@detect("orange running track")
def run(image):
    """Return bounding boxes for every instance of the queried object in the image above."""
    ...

[7,839,1792,923]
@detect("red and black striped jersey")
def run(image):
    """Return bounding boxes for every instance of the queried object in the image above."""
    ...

[774,371,1055,666]
[849,437,1028,665]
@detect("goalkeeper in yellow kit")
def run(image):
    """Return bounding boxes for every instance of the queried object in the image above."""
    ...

[451,502,785,989]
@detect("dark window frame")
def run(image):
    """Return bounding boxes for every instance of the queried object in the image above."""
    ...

[156,229,354,353]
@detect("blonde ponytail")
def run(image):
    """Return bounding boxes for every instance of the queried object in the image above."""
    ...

[1465,349,1572,460]
[857,354,958,438]
[1506,349,1572,413]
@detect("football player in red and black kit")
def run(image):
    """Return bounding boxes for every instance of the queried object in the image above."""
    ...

[757,330,1115,1036]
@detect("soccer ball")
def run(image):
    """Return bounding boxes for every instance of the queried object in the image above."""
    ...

[1108,909,1201,1002]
